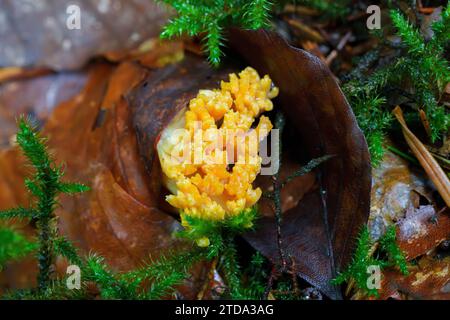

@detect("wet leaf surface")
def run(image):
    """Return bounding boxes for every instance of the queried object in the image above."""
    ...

[368,150,433,241]
[0,0,169,70]
[0,71,87,147]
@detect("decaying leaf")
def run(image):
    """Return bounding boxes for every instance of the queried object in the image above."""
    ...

[0,27,370,299]
[42,61,183,270]
[379,255,450,300]
[397,207,450,260]
[227,29,371,299]
[0,0,169,70]
[368,149,433,241]
[0,71,87,147]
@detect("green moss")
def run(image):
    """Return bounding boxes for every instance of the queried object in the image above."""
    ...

[344,6,450,165]
[0,117,90,293]
[159,0,273,66]
[0,227,37,269]
[332,225,408,298]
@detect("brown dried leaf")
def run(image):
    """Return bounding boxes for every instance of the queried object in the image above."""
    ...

[43,61,181,270]
[228,29,372,299]
[0,46,206,296]
[397,207,450,260]
[0,43,214,298]
[379,256,450,300]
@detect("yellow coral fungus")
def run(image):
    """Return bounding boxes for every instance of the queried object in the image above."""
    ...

[157,67,278,227]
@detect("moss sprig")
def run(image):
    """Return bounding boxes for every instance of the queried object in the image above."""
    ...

[344,5,450,165]
[0,227,37,270]
[390,8,450,140]
[296,0,351,19]
[379,226,408,275]
[332,225,409,298]
[159,0,273,66]
[0,117,90,293]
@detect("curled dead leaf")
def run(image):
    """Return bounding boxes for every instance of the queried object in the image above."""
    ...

[228,29,371,299]
[0,29,371,300]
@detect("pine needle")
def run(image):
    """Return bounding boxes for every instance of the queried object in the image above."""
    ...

[393,106,450,208]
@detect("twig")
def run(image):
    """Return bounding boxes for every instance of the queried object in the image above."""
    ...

[272,111,287,271]
[285,18,325,43]
[263,265,278,299]
[417,0,436,14]
[430,152,450,172]
[326,31,352,66]
[283,4,320,16]
[281,155,335,188]
[393,106,450,208]
[289,255,300,298]
[197,257,218,300]
[387,145,420,165]
[419,109,432,139]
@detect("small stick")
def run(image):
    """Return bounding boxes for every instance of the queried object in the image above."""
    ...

[273,111,287,271]
[289,256,300,298]
[283,4,320,16]
[264,265,278,299]
[197,257,218,300]
[326,31,352,66]
[393,106,450,208]
[285,18,325,43]
[416,0,436,14]
[419,109,432,139]
[281,155,334,188]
